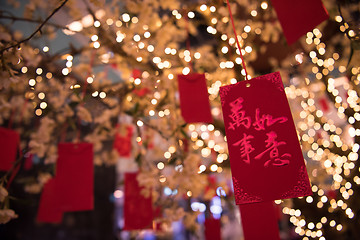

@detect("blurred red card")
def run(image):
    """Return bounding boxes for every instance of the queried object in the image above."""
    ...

[220,72,312,204]
[113,125,133,157]
[239,201,280,240]
[177,73,212,123]
[37,178,63,223]
[56,143,94,212]
[205,218,221,240]
[0,127,19,171]
[271,0,328,44]
[123,172,154,230]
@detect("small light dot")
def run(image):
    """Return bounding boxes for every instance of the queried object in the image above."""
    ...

[164,151,171,159]
[93,41,100,48]
[244,25,251,33]
[182,67,190,75]
[147,45,154,52]
[144,31,151,38]
[91,35,98,41]
[210,164,218,172]
[36,68,43,75]
[21,66,28,73]
[137,120,143,127]
[261,2,268,9]
[122,13,130,22]
[38,92,45,99]
[133,34,141,42]
[106,18,113,25]
[116,20,122,27]
[40,102,47,109]
[157,162,165,170]
[99,92,106,98]
[134,78,141,85]
[131,17,139,23]
[94,20,100,27]
[35,109,42,116]
[62,68,69,75]
[87,77,94,84]
[29,79,36,86]
[114,190,123,198]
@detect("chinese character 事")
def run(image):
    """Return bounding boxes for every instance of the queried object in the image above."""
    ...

[228,97,290,167]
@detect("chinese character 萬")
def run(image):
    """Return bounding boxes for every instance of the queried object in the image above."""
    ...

[228,97,251,130]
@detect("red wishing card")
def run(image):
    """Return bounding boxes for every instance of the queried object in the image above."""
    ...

[177,73,212,123]
[271,0,328,45]
[0,127,20,171]
[123,172,154,230]
[24,153,33,171]
[37,178,63,223]
[220,72,312,204]
[113,125,133,157]
[56,143,94,212]
[204,218,222,240]
[239,201,280,240]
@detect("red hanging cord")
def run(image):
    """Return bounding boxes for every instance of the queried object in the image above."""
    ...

[226,0,249,81]
[7,109,16,129]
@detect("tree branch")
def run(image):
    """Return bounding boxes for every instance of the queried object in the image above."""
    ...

[0,0,69,54]
[0,15,73,32]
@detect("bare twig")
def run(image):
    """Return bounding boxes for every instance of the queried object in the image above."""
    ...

[0,0,69,54]
[139,118,170,141]
[0,15,73,31]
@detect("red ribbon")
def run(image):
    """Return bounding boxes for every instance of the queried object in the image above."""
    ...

[226,0,249,80]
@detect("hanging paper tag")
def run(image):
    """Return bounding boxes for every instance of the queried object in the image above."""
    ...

[0,127,19,171]
[56,143,94,211]
[177,73,212,123]
[271,0,328,44]
[204,218,222,240]
[23,153,33,171]
[37,178,63,223]
[113,125,133,157]
[239,201,280,240]
[220,72,312,204]
[123,172,154,230]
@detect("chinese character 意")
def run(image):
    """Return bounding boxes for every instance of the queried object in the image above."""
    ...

[253,108,288,131]
[228,97,251,130]
[233,133,255,164]
[255,131,290,167]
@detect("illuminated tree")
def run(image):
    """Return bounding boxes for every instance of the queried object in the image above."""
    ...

[0,0,360,239]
